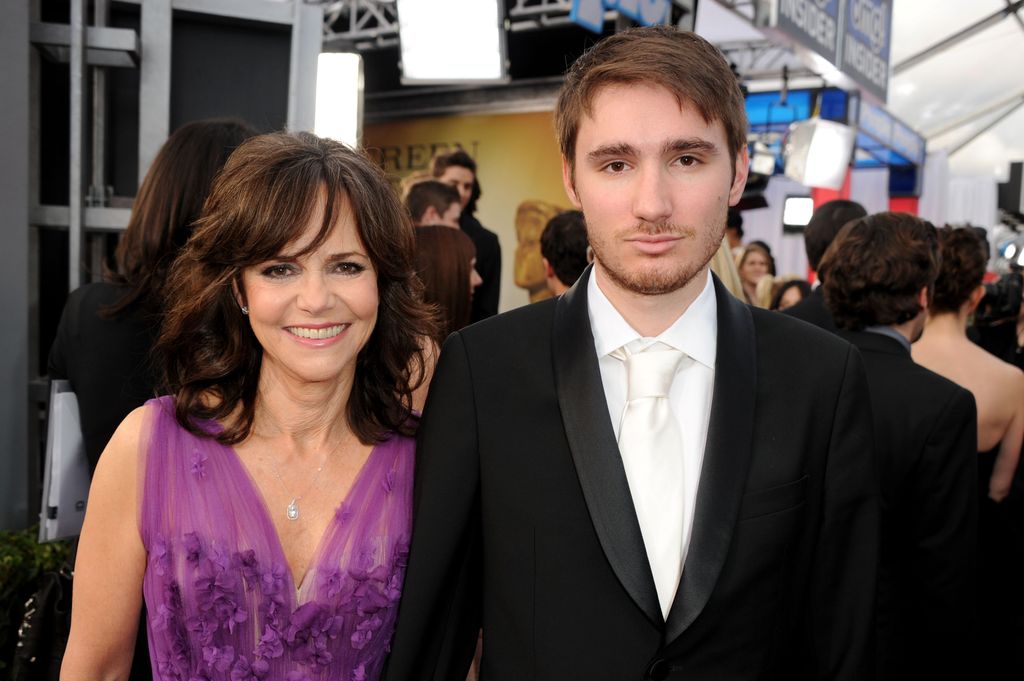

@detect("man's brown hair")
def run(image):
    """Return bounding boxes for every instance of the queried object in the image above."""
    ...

[804,199,868,272]
[820,212,940,330]
[157,132,437,445]
[404,179,460,226]
[554,25,748,175]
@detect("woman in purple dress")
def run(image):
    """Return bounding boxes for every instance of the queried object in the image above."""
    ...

[61,132,437,681]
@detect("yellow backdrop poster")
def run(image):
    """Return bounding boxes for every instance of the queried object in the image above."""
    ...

[364,110,570,313]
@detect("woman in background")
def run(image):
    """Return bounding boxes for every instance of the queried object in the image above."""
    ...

[736,243,772,307]
[49,118,256,471]
[912,226,1024,679]
[769,278,812,312]
[913,227,1023,501]
[48,119,254,681]
[414,225,481,341]
[61,132,436,681]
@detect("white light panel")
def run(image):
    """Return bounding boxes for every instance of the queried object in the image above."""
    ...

[314,52,363,148]
[783,196,815,228]
[783,118,857,190]
[397,0,507,84]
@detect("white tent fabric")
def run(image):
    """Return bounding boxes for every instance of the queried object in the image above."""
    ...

[889,1,1024,182]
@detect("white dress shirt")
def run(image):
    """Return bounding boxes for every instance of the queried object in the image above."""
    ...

[587,269,718,611]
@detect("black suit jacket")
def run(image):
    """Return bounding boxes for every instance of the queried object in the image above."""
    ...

[785,286,838,334]
[460,212,501,322]
[840,330,977,680]
[385,271,878,681]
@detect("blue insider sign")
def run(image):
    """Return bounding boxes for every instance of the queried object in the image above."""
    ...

[841,0,891,102]
[775,0,841,65]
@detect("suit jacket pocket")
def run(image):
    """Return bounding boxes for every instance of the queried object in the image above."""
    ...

[738,475,809,520]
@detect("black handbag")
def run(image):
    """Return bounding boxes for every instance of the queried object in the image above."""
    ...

[10,561,73,681]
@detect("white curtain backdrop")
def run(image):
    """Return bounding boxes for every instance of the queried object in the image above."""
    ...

[946,176,999,228]
[850,168,889,215]
[918,150,950,225]
[740,176,810,278]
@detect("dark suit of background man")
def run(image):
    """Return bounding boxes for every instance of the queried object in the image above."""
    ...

[431,150,502,322]
[819,212,977,680]
[385,27,878,681]
[785,199,867,333]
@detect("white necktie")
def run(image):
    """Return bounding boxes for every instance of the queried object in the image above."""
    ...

[613,340,686,620]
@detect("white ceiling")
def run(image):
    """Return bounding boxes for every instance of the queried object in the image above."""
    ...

[889,0,1024,180]
[696,0,1024,180]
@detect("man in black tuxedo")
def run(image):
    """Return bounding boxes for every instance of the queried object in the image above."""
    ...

[785,199,866,333]
[385,27,878,681]
[820,213,977,680]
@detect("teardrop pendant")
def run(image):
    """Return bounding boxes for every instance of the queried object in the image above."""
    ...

[286,499,299,521]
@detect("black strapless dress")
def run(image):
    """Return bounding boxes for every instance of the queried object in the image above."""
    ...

[977,446,1024,677]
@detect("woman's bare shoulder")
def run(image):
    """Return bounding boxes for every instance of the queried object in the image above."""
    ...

[971,345,1024,390]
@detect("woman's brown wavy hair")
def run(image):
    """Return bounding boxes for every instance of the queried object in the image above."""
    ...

[930,226,987,314]
[105,118,256,316]
[156,131,437,445]
[414,225,476,342]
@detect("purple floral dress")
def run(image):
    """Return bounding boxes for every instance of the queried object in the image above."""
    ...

[138,396,413,681]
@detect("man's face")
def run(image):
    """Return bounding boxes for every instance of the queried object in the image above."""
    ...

[439,166,475,209]
[562,83,747,298]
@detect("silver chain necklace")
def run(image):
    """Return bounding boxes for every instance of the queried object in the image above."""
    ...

[261,443,336,521]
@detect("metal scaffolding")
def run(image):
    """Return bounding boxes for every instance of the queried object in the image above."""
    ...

[11,0,324,529]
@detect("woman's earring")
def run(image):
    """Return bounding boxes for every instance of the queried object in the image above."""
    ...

[240,306,249,315]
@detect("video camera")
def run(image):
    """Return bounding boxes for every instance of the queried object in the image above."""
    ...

[975,271,1023,328]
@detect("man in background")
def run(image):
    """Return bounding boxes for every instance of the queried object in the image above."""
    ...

[432,150,501,321]
[404,179,461,228]
[540,209,589,296]
[786,198,867,333]
[820,212,977,681]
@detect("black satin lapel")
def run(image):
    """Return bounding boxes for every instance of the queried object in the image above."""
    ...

[552,268,663,628]
[665,275,757,642]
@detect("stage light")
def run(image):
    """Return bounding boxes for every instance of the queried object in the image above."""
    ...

[397,0,508,84]
[750,141,777,176]
[783,118,856,190]
[314,52,363,148]
[782,196,815,233]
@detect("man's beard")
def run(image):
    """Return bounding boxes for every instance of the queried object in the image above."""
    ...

[589,220,724,296]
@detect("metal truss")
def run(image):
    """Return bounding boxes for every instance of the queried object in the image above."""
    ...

[705,0,757,20]
[321,0,400,49]
[319,0,695,47]
[716,39,815,81]
[507,0,577,31]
